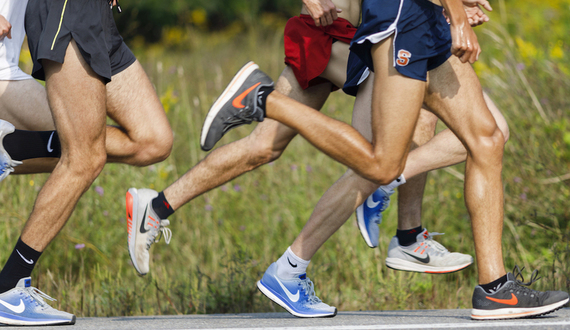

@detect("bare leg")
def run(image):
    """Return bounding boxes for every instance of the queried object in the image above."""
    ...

[1,62,173,173]
[397,110,437,230]
[424,56,505,284]
[21,40,107,251]
[163,66,331,210]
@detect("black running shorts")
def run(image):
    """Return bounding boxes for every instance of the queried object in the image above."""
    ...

[25,0,136,83]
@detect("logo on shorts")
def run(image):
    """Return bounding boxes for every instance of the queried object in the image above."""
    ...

[396,50,412,66]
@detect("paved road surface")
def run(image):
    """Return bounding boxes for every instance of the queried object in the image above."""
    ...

[2,308,569,329]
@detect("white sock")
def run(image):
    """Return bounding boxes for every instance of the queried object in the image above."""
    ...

[381,174,406,193]
[275,247,310,279]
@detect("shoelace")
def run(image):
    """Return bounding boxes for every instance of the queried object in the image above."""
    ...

[513,265,541,286]
[420,231,449,255]
[22,286,56,308]
[299,278,323,304]
[223,107,259,132]
[0,162,15,176]
[145,220,172,249]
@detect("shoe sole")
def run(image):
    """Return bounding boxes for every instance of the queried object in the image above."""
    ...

[126,188,146,276]
[355,204,376,248]
[471,297,569,320]
[0,315,75,326]
[385,257,472,274]
[200,61,259,150]
[256,280,337,318]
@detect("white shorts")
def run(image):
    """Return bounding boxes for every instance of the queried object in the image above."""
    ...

[0,0,33,81]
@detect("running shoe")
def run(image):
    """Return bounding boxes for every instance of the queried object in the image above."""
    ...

[126,188,172,276]
[385,229,473,273]
[0,120,22,182]
[0,277,75,326]
[356,187,393,248]
[257,263,336,318]
[200,61,274,151]
[472,266,569,320]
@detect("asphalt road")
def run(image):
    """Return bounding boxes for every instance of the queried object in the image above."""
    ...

[2,308,569,330]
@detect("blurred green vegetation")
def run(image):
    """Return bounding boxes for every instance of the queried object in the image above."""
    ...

[3,0,569,317]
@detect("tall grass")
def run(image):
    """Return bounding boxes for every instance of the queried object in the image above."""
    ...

[1,1,568,316]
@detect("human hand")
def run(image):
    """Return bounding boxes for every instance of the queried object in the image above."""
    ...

[303,0,342,27]
[450,20,481,63]
[462,0,492,26]
[444,0,492,27]
[0,15,12,40]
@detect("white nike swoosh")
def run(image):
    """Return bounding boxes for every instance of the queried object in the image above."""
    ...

[274,277,300,302]
[16,250,34,265]
[0,299,25,313]
[47,132,55,153]
[366,194,381,209]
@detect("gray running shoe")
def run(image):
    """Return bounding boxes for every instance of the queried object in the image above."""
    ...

[0,120,22,182]
[200,61,274,151]
[472,266,569,320]
[385,229,473,273]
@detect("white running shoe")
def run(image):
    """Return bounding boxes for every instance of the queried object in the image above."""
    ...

[126,188,172,275]
[0,277,75,326]
[0,120,22,182]
[385,229,473,273]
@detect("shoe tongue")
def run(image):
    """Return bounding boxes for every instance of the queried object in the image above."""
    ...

[416,229,429,241]
[16,277,31,288]
[298,273,306,280]
[506,272,516,282]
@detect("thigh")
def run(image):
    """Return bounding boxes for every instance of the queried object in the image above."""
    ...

[369,38,425,169]
[424,56,499,150]
[105,60,171,141]
[263,65,333,151]
[43,40,107,154]
[0,79,55,130]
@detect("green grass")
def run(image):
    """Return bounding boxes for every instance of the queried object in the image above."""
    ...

[1,2,569,316]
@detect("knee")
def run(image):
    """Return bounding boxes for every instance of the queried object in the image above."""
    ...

[65,146,107,182]
[246,134,285,168]
[360,162,403,186]
[471,126,505,163]
[498,120,510,145]
[135,130,173,166]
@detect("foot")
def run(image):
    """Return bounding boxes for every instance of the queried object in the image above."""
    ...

[471,266,569,320]
[356,187,393,248]
[257,263,336,318]
[385,229,473,273]
[0,277,75,326]
[200,61,274,151]
[126,188,172,276]
[0,120,22,182]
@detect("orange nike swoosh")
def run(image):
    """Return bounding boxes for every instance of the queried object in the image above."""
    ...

[232,82,261,109]
[486,293,518,305]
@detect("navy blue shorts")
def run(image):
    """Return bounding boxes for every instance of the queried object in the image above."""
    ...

[25,0,136,84]
[348,0,451,85]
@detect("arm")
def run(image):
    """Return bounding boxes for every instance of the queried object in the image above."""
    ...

[302,0,342,27]
[440,0,480,63]
[0,15,12,40]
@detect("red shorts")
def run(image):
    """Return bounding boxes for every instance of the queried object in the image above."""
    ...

[284,14,357,90]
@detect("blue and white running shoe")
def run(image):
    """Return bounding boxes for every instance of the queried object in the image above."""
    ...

[0,277,75,326]
[0,120,22,183]
[356,187,393,248]
[257,263,336,318]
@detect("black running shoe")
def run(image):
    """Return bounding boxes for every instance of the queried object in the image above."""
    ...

[200,61,274,151]
[471,266,569,320]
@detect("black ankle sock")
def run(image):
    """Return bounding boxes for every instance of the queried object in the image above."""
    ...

[4,130,61,160]
[152,191,174,219]
[0,238,42,293]
[396,225,423,246]
[480,274,508,293]
[257,86,274,115]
